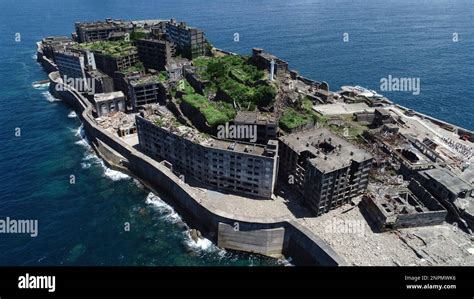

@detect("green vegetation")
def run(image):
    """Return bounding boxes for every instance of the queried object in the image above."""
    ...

[279,96,320,132]
[177,79,196,95]
[132,75,161,85]
[192,55,275,110]
[325,115,368,140]
[158,71,168,82]
[279,108,316,132]
[155,118,164,127]
[120,62,145,75]
[76,40,136,58]
[175,78,235,126]
[183,94,235,126]
[129,29,148,41]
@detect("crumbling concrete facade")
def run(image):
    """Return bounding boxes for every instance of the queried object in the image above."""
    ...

[136,114,279,199]
[362,179,447,231]
[279,128,373,215]
[251,48,288,78]
[135,38,175,71]
[74,19,133,43]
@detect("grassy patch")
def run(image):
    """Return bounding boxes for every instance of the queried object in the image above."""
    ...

[183,94,235,126]
[76,40,136,58]
[120,62,145,75]
[279,108,316,132]
[191,55,274,109]
[177,79,196,95]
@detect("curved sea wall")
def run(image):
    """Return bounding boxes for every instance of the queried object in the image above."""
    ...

[45,62,345,266]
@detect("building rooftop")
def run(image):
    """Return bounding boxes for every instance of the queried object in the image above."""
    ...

[234,111,277,125]
[129,75,161,87]
[143,112,269,157]
[87,68,110,79]
[167,19,202,32]
[76,19,132,30]
[421,168,473,196]
[279,128,372,173]
[94,91,125,103]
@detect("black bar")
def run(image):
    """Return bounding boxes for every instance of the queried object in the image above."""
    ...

[0,267,472,298]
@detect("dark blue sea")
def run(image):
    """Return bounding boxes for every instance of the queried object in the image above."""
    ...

[0,0,472,265]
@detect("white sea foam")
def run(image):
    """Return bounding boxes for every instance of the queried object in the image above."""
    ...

[145,193,182,224]
[42,91,60,102]
[75,124,84,137]
[145,192,226,255]
[277,257,294,267]
[80,162,91,169]
[133,179,144,189]
[74,124,130,180]
[68,111,77,118]
[32,82,49,89]
[102,165,130,181]
[183,230,215,252]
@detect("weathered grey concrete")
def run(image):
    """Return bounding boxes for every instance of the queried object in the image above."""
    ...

[217,222,285,257]
[43,51,346,266]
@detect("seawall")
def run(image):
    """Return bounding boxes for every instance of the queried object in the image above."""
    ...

[42,60,345,266]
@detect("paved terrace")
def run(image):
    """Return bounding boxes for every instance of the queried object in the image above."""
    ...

[109,110,473,266]
[170,176,474,266]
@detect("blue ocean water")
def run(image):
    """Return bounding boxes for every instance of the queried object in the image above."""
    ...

[0,0,472,265]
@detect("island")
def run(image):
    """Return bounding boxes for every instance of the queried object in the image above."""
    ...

[36,18,474,266]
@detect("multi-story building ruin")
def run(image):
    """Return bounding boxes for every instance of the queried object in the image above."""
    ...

[135,38,175,71]
[165,19,205,59]
[233,111,278,144]
[136,114,279,199]
[128,75,165,109]
[279,128,373,215]
[251,48,289,78]
[74,19,133,43]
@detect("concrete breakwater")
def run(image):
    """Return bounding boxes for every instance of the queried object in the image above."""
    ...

[42,61,345,265]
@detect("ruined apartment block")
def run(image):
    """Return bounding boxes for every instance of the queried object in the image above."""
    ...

[362,179,447,231]
[135,38,175,71]
[136,114,279,199]
[165,19,205,59]
[74,19,133,43]
[233,111,278,144]
[279,128,373,216]
[128,75,165,110]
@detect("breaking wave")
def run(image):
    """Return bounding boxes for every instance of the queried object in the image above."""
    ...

[42,91,60,102]
[145,193,226,254]
[32,82,49,89]
[74,124,130,181]
[145,193,182,224]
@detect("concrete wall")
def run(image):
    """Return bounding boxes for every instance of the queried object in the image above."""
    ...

[217,223,285,257]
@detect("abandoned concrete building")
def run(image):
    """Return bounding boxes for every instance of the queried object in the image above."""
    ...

[41,36,76,61]
[362,179,447,231]
[417,167,473,231]
[93,91,126,117]
[136,114,279,199]
[128,75,165,110]
[135,38,175,71]
[166,58,191,82]
[251,48,289,78]
[279,128,373,216]
[54,49,88,81]
[92,48,139,80]
[74,19,133,43]
[233,111,278,144]
[165,19,205,59]
[366,129,441,176]
[373,108,393,127]
[85,69,114,93]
